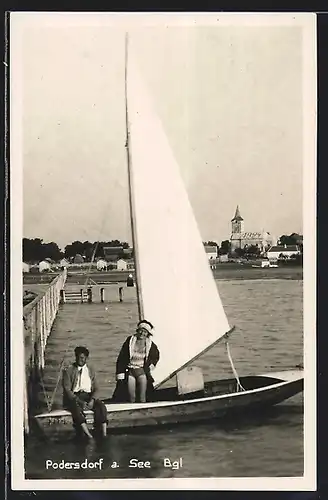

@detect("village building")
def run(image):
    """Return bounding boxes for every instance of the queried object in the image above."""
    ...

[230,206,274,253]
[127,259,135,270]
[22,262,30,273]
[204,245,218,260]
[96,258,107,271]
[38,260,51,272]
[117,258,128,271]
[73,254,84,264]
[266,245,300,262]
[60,258,69,268]
[123,247,133,259]
[103,246,124,262]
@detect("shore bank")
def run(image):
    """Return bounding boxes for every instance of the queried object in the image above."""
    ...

[23,264,302,288]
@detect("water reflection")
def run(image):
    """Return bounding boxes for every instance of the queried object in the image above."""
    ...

[25,401,303,479]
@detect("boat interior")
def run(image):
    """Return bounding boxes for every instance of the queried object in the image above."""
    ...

[156,375,285,401]
[104,375,284,405]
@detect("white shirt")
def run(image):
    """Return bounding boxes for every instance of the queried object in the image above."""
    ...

[73,365,92,393]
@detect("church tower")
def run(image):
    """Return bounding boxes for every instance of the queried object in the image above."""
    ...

[231,205,244,234]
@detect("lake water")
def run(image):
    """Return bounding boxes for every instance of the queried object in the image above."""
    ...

[24,278,303,479]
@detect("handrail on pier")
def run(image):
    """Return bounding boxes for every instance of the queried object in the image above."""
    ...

[23,268,67,433]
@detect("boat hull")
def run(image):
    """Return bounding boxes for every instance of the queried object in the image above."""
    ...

[33,370,303,437]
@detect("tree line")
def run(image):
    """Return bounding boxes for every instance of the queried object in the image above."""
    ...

[23,238,131,264]
[23,233,302,263]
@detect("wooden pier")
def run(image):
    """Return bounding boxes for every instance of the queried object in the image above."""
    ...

[23,269,67,433]
[23,271,137,433]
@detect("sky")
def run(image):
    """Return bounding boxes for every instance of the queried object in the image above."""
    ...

[13,14,312,250]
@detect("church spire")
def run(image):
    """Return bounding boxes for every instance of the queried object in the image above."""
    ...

[231,205,243,222]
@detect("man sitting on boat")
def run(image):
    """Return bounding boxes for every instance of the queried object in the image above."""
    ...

[62,346,107,439]
[113,320,160,403]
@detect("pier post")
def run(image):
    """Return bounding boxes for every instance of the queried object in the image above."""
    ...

[126,274,134,287]
[60,289,66,304]
[87,287,92,303]
[80,289,84,303]
[100,288,104,303]
[119,287,124,302]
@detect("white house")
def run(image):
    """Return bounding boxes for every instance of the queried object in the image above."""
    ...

[96,259,107,271]
[204,246,218,260]
[22,262,30,273]
[74,254,84,264]
[117,259,128,271]
[127,259,135,270]
[39,260,51,272]
[266,245,300,261]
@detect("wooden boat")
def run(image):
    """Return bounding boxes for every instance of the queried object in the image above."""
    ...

[34,370,303,437]
[33,35,303,437]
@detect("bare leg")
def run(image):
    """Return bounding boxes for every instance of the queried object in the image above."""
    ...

[137,374,147,403]
[80,422,93,439]
[101,422,107,437]
[127,375,136,403]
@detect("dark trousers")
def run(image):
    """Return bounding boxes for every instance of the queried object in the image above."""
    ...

[68,391,107,428]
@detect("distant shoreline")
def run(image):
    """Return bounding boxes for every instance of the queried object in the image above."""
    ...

[23,264,303,287]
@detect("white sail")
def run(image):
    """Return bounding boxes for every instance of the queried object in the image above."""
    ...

[126,51,231,388]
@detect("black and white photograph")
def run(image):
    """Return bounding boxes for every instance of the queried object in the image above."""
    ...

[10,12,316,490]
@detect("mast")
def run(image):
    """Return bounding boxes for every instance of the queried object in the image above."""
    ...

[124,33,144,321]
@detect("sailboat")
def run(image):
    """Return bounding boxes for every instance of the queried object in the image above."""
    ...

[33,36,303,437]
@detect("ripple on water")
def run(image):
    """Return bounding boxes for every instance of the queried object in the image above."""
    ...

[26,279,304,479]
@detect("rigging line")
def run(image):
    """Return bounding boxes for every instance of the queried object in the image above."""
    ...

[225,341,245,392]
[39,370,53,413]
[48,240,103,411]
[44,36,136,411]
[48,214,113,410]
[47,157,125,404]
[124,32,144,321]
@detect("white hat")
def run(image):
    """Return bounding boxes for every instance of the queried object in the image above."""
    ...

[137,321,153,336]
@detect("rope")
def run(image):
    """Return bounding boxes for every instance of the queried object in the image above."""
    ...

[46,199,115,410]
[47,242,101,411]
[39,371,53,413]
[225,341,245,392]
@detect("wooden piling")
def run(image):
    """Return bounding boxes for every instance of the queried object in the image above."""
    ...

[87,287,92,303]
[119,287,124,302]
[100,288,104,303]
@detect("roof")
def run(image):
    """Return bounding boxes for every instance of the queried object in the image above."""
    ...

[103,246,123,254]
[231,205,244,222]
[267,245,299,253]
[290,233,303,243]
[204,246,218,253]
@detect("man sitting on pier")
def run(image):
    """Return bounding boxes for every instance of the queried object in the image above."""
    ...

[62,346,107,439]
